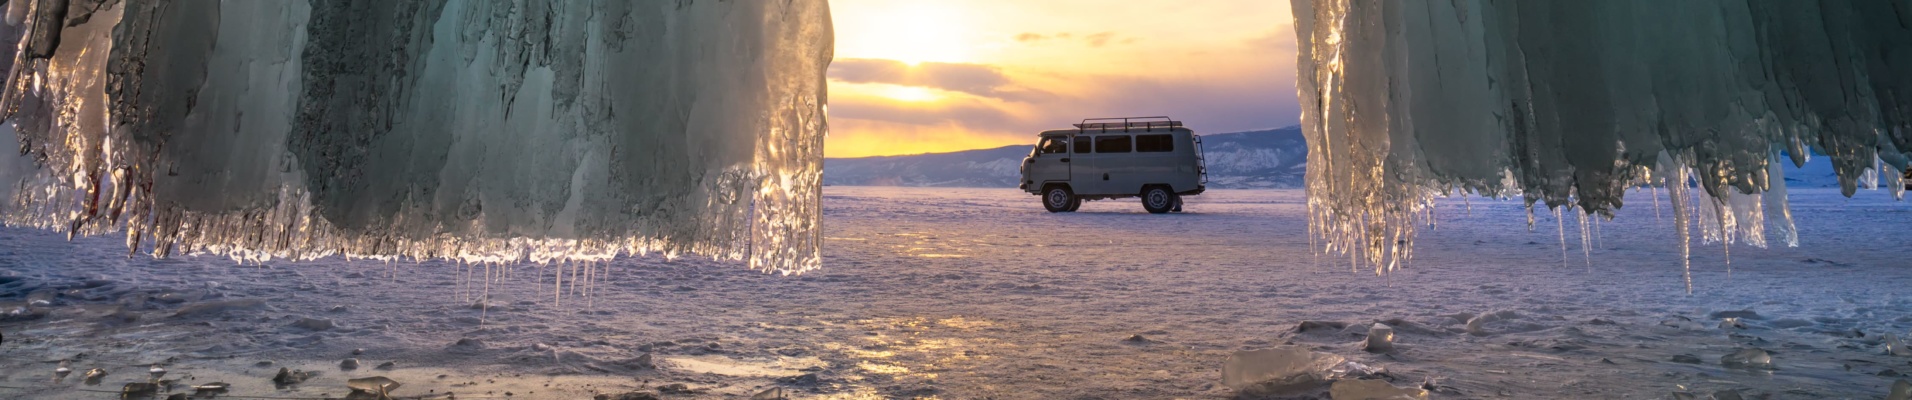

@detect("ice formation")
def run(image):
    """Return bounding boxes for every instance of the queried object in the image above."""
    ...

[0,1,832,274]
[1293,0,1912,281]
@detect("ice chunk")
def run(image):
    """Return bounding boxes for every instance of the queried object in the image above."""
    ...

[1720,348,1774,370]
[1291,0,1912,278]
[120,382,158,397]
[1886,333,1912,357]
[1328,361,1384,380]
[1221,346,1344,397]
[346,376,401,395]
[1465,310,1520,336]
[0,0,831,274]
[1364,322,1395,353]
[1329,379,1429,400]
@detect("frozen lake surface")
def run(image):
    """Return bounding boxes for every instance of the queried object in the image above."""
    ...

[1,187,1910,399]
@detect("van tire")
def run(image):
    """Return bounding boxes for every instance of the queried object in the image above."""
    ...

[1043,185,1077,213]
[1066,195,1082,211]
[1141,186,1177,214]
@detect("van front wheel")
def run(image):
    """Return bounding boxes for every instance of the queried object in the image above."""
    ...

[1044,186,1077,213]
[1142,186,1177,214]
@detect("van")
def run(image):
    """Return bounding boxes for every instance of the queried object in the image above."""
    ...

[1018,117,1207,213]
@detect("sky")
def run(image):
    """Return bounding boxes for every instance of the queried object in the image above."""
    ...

[824,0,1299,158]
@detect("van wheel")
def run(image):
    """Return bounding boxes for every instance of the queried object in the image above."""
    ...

[1066,196,1082,211]
[1043,186,1076,213]
[1141,186,1176,214]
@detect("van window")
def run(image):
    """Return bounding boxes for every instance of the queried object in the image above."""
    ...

[1073,136,1091,154]
[1135,134,1174,152]
[1038,137,1067,154]
[1094,135,1132,153]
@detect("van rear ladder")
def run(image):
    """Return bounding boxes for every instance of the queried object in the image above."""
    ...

[1194,134,1209,185]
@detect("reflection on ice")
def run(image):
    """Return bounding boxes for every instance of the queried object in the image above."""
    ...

[660,355,825,378]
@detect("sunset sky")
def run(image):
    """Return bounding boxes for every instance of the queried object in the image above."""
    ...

[824,0,1299,158]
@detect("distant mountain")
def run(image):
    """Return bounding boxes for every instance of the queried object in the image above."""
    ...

[823,126,1308,189]
[822,126,1907,191]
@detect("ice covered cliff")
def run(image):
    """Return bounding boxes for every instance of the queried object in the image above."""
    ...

[0,0,832,274]
[1292,1,1911,282]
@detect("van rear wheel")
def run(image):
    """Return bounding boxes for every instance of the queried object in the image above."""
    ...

[1142,186,1177,214]
[1043,186,1077,213]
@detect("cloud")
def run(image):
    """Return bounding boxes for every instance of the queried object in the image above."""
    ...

[827,67,1298,152]
[829,58,1052,102]
[1246,26,1297,52]
[1016,32,1130,47]
[1085,32,1115,47]
[827,92,1027,134]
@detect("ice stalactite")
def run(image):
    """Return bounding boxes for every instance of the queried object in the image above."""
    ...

[1292,0,1912,280]
[0,0,833,274]
[1576,210,1590,270]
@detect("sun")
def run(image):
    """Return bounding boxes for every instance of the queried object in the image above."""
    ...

[835,1,974,65]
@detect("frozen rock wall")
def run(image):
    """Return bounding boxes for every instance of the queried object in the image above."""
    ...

[0,0,832,274]
[1293,0,1911,280]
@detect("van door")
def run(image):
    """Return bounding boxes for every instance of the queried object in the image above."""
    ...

[1028,137,1072,187]
[1070,135,1099,194]
[1088,134,1134,195]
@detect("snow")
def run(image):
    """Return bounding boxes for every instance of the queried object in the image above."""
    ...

[1291,0,1912,277]
[0,1,831,274]
[2,187,1910,398]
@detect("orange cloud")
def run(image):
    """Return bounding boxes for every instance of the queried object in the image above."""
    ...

[828,58,1052,102]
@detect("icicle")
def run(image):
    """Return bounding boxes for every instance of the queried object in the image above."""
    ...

[1526,204,1536,232]
[1651,185,1662,223]
[1555,207,1568,268]
[1718,200,1732,277]
[1592,213,1603,250]
[1765,158,1799,247]
[1667,160,1694,294]
[1577,208,1591,270]
[480,263,491,324]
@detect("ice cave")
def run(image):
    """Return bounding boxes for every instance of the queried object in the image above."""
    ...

[0,0,832,274]
[1292,0,1912,282]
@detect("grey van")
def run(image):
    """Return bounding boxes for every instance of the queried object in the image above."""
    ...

[1018,117,1207,213]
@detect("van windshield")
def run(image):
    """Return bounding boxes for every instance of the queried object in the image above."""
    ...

[1038,138,1067,154]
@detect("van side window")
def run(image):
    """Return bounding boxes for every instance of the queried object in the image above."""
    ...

[1094,135,1132,153]
[1038,138,1067,154]
[1073,136,1092,154]
[1135,134,1174,152]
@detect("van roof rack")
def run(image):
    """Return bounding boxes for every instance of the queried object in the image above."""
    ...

[1074,116,1183,133]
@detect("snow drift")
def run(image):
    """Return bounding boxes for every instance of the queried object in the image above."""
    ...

[0,0,832,274]
[1292,0,1912,282]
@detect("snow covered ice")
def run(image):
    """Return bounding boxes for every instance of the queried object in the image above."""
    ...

[1,187,1910,398]
[0,0,831,274]
[1291,0,1912,279]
